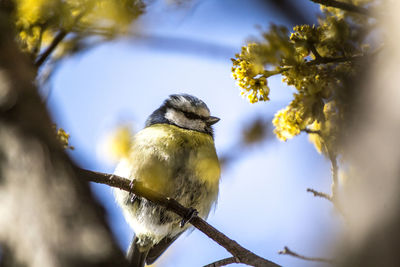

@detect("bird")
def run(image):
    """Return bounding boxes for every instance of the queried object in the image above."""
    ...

[114,94,221,267]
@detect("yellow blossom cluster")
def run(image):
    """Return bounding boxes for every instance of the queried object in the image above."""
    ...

[290,25,320,58]
[273,107,303,141]
[231,5,375,156]
[272,93,315,141]
[54,126,74,150]
[231,44,270,103]
[14,0,145,59]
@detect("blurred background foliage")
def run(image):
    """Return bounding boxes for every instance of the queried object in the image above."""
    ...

[14,0,145,64]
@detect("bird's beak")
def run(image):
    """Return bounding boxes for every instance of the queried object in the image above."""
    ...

[206,116,220,125]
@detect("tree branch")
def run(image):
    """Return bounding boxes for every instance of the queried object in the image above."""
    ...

[35,10,87,67]
[307,153,345,216]
[309,43,322,61]
[0,7,128,266]
[328,153,339,201]
[278,246,334,264]
[35,29,68,67]
[308,55,364,65]
[277,54,364,76]
[203,257,240,267]
[306,188,333,202]
[78,168,281,267]
[303,129,322,135]
[309,0,371,16]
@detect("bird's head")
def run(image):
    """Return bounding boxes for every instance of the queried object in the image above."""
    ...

[145,94,220,137]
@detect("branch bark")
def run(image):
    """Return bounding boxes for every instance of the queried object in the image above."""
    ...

[34,29,68,67]
[276,54,364,76]
[310,0,371,16]
[306,188,333,202]
[278,246,334,264]
[203,257,240,267]
[78,169,281,267]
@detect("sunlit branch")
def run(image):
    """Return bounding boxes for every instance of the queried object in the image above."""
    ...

[308,54,363,65]
[310,0,371,16]
[278,246,334,264]
[270,54,363,78]
[203,257,240,267]
[78,168,281,267]
[306,188,332,202]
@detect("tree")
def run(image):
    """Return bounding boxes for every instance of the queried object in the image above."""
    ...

[1,0,398,266]
[232,0,400,266]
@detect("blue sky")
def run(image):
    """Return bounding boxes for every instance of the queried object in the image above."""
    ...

[47,1,342,266]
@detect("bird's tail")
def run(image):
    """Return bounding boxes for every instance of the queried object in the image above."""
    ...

[127,236,150,267]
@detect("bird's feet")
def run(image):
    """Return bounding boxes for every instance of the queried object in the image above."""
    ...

[126,180,138,205]
[180,207,198,227]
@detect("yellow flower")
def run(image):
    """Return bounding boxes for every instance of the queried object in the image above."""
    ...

[54,126,74,150]
[273,107,302,141]
[231,44,270,104]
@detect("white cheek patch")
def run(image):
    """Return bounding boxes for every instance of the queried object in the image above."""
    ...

[165,108,206,132]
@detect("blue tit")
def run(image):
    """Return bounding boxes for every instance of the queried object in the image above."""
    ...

[114,94,221,267]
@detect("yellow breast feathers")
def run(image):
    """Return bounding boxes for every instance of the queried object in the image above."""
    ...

[127,124,220,194]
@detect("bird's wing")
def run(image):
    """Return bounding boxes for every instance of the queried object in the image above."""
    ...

[145,233,183,265]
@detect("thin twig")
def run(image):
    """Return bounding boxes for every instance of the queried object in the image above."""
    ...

[35,11,87,67]
[310,0,371,16]
[277,54,364,75]
[309,43,322,60]
[32,25,45,58]
[35,29,68,67]
[279,246,334,264]
[306,188,332,202]
[78,168,281,267]
[203,257,240,267]
[308,55,363,65]
[303,129,321,135]
[328,152,338,201]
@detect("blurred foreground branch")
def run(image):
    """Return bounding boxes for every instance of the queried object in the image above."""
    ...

[79,169,281,267]
[335,2,400,266]
[0,7,127,267]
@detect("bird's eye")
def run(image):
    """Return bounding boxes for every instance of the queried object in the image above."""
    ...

[183,111,201,120]
[165,102,207,121]
[182,111,209,121]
